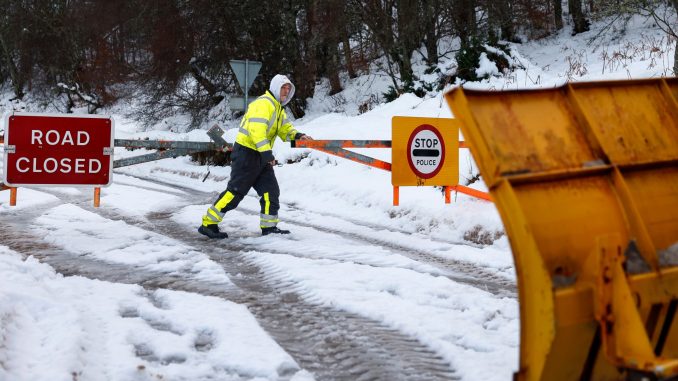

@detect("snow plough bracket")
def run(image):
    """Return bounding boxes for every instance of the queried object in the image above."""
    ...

[446,78,678,381]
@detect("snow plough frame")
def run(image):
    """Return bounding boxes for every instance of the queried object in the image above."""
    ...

[446,78,678,381]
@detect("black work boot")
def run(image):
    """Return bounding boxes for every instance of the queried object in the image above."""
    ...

[261,226,291,236]
[198,224,228,239]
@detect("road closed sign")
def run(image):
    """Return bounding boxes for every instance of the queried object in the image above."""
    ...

[392,117,458,186]
[3,113,114,186]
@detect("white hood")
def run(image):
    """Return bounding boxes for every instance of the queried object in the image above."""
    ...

[269,74,295,106]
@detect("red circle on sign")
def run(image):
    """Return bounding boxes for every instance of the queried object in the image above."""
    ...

[407,124,445,179]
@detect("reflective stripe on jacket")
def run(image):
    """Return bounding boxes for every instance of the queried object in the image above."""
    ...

[235,91,298,160]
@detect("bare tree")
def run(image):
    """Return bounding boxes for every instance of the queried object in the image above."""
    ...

[350,0,422,91]
[420,0,446,66]
[554,0,564,30]
[487,0,516,41]
[0,32,24,99]
[0,0,30,99]
[312,0,346,95]
[648,0,678,75]
[450,0,478,47]
[596,0,677,75]
[5,0,675,127]
[570,0,591,34]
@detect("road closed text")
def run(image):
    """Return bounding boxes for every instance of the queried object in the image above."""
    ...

[16,157,102,174]
[14,129,102,174]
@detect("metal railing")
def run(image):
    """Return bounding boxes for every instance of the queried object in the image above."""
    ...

[113,125,231,168]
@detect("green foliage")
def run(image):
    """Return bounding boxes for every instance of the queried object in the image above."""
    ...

[383,86,400,103]
[485,41,512,73]
[452,33,515,83]
[454,38,484,82]
[382,79,430,102]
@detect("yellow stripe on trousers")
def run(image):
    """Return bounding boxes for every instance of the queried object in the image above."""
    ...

[215,191,235,210]
[202,191,236,226]
[263,192,270,215]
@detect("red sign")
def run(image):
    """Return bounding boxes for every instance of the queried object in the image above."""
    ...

[3,113,114,186]
[406,124,446,179]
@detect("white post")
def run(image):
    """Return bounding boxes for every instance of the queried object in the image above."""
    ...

[245,59,249,109]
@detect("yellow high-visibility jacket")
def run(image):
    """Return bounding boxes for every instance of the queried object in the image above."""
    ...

[235,90,299,162]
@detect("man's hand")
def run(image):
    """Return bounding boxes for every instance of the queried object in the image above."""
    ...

[299,134,313,140]
[269,160,277,166]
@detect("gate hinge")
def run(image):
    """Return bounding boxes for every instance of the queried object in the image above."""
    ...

[5,145,15,154]
[103,147,114,155]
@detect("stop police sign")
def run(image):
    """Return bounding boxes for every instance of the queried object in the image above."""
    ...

[392,116,458,187]
[3,113,114,186]
[407,125,445,179]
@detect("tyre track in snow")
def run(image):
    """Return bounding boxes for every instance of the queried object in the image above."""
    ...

[262,206,516,298]
[0,195,242,301]
[20,189,460,381]
[208,199,516,298]
[121,172,516,297]
[142,209,461,381]
[39,175,513,301]
[284,202,483,248]
[232,203,517,298]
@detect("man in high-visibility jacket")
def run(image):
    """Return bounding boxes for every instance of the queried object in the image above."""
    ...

[198,74,312,239]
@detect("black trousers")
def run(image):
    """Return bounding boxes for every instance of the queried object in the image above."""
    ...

[201,143,280,228]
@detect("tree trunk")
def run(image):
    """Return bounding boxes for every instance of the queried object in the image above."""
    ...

[422,0,438,66]
[356,0,403,90]
[569,0,589,34]
[451,0,477,47]
[293,0,321,116]
[496,0,514,42]
[342,34,357,78]
[554,0,563,30]
[327,42,343,95]
[322,0,344,94]
[396,0,418,88]
[0,32,23,99]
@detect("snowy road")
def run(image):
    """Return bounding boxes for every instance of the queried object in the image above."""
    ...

[1,92,519,380]
[1,168,518,381]
[2,9,674,379]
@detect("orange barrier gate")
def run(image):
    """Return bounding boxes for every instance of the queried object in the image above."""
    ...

[293,139,393,171]
[291,139,491,203]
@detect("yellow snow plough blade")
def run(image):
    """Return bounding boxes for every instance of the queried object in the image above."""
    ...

[446,78,678,381]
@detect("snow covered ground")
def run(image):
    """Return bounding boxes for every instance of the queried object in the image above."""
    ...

[0,14,674,381]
